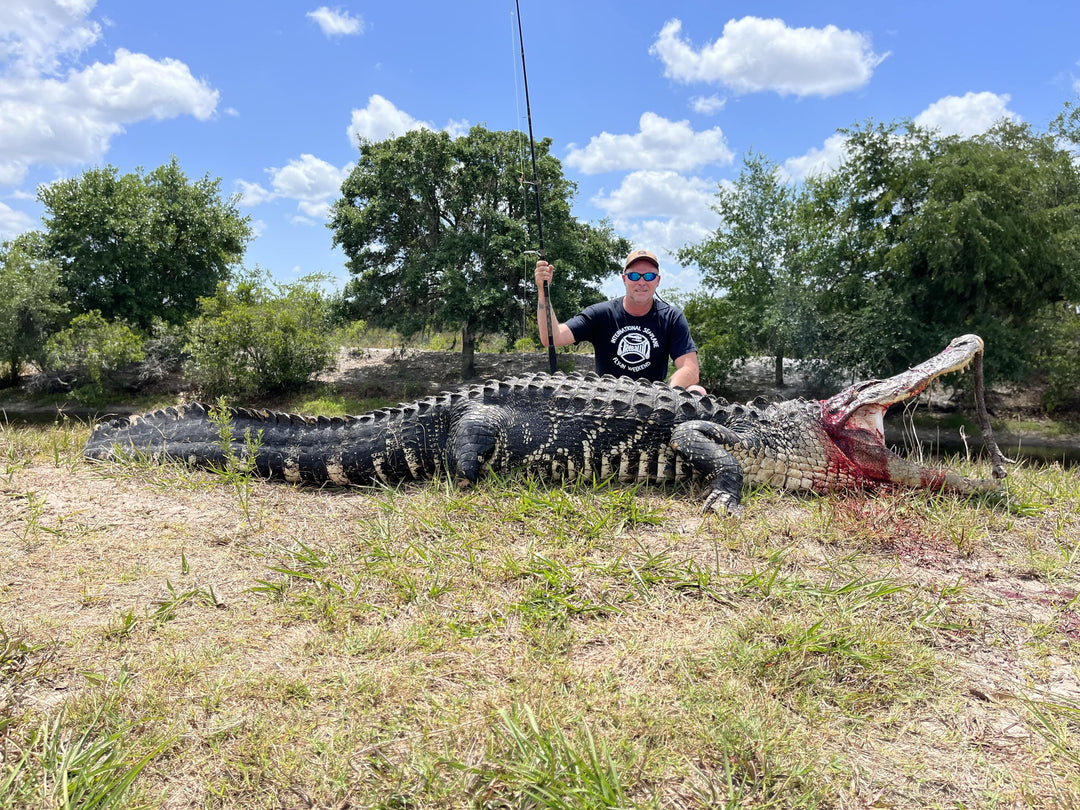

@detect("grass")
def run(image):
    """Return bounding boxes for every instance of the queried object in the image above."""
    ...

[1,416,1079,808]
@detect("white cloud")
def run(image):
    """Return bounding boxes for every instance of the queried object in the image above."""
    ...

[0,157,29,186]
[565,112,733,175]
[347,94,429,144]
[690,94,726,115]
[778,92,1017,185]
[67,48,218,120]
[651,17,886,97]
[591,170,716,219]
[346,94,469,145]
[248,218,266,239]
[600,217,712,297]
[269,154,348,200]
[0,199,36,236]
[239,154,352,221]
[0,3,220,187]
[781,133,849,182]
[445,118,471,139]
[306,6,364,38]
[589,170,723,296]
[914,91,1017,138]
[236,179,274,207]
[0,0,101,76]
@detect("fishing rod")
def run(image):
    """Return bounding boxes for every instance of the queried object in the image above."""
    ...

[515,0,558,374]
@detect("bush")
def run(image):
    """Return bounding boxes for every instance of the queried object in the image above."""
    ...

[139,318,189,385]
[1035,304,1080,412]
[333,319,369,356]
[44,311,144,402]
[184,272,334,399]
[680,293,748,390]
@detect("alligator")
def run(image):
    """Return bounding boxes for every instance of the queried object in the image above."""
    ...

[83,334,1007,515]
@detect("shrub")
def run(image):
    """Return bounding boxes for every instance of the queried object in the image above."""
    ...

[139,318,189,385]
[44,311,144,402]
[680,293,748,390]
[1035,303,1080,412]
[184,272,334,399]
[333,319,369,356]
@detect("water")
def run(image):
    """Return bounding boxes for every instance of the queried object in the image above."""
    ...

[885,425,1079,468]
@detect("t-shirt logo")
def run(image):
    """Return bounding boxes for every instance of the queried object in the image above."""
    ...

[616,331,651,366]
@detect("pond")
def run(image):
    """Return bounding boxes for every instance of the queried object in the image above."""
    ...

[884,424,1080,468]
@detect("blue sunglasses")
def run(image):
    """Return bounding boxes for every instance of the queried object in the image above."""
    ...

[625,271,658,282]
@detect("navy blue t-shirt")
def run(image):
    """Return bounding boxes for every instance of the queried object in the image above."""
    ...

[565,297,697,383]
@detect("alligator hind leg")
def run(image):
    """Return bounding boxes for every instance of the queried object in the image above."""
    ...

[447,405,503,485]
[670,421,747,514]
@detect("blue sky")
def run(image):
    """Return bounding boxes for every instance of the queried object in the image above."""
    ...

[2,1,1079,298]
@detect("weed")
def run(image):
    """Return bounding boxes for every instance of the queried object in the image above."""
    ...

[1018,694,1080,769]
[150,580,222,626]
[473,706,629,806]
[0,707,166,808]
[207,397,264,525]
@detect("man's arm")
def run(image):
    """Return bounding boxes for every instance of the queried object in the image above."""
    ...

[535,260,577,347]
[670,352,706,394]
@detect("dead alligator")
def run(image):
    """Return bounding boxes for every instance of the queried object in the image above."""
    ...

[83,334,1007,514]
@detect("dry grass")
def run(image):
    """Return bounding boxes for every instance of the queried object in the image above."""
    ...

[1,416,1078,808]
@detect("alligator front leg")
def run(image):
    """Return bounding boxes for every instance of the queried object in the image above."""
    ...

[670,421,748,515]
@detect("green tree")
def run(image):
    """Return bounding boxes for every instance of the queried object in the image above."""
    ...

[38,157,252,330]
[1033,303,1080,412]
[677,292,746,390]
[680,152,815,386]
[0,233,67,386]
[329,126,628,377]
[805,119,1080,381]
[184,271,334,399]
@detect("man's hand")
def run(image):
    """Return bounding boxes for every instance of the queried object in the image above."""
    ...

[535,260,554,296]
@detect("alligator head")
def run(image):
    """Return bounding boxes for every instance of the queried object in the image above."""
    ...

[818,334,1004,493]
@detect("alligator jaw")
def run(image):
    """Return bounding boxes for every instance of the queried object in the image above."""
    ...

[822,334,985,431]
[817,334,998,494]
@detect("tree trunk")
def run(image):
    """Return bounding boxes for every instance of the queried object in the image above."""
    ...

[461,322,477,379]
[773,353,784,387]
[1,356,19,388]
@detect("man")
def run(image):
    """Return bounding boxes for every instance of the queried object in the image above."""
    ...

[535,249,706,394]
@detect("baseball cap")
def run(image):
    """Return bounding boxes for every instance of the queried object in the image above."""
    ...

[623,249,660,271]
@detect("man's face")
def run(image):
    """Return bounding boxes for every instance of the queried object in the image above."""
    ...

[622,260,661,299]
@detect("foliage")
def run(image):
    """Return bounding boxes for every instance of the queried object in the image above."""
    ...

[679,292,748,389]
[138,318,189,386]
[1033,303,1080,412]
[38,156,252,330]
[682,115,1080,387]
[184,271,334,399]
[0,233,67,386]
[804,119,1080,382]
[44,310,144,403]
[0,706,162,809]
[329,125,629,376]
[679,152,817,386]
